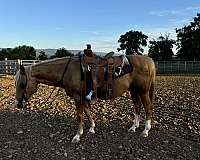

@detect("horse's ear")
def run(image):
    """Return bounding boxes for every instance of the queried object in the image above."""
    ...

[20,65,25,74]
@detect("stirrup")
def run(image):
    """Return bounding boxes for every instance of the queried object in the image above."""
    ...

[85,91,93,101]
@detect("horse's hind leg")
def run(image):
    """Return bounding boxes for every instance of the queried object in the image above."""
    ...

[128,89,142,132]
[149,81,155,104]
[72,102,85,143]
[140,92,153,137]
[84,102,95,134]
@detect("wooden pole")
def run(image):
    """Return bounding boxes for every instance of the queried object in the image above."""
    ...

[5,58,8,76]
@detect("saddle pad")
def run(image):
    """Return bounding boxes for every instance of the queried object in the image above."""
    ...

[113,56,133,79]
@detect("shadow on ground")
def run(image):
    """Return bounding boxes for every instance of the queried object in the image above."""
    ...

[0,110,199,160]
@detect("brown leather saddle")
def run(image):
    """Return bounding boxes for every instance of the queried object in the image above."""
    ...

[80,55,132,99]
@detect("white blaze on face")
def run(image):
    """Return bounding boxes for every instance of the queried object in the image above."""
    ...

[15,99,19,106]
[15,70,26,107]
[15,71,20,86]
[15,71,20,100]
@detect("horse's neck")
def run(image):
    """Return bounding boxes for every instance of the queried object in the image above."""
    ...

[31,59,70,86]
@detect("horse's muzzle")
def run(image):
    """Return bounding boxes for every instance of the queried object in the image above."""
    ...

[15,98,24,109]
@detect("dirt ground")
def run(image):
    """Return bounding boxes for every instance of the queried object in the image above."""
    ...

[0,76,200,160]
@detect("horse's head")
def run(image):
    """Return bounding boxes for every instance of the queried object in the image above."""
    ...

[15,65,37,109]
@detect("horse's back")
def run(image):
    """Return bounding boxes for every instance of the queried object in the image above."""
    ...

[126,55,156,91]
[127,55,155,75]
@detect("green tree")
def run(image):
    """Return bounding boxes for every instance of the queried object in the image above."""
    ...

[148,34,175,61]
[37,51,48,60]
[176,13,200,60]
[0,49,9,60]
[148,40,160,60]
[10,45,36,60]
[50,48,73,59]
[0,46,36,60]
[117,30,148,55]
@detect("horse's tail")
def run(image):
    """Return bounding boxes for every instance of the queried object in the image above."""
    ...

[149,80,155,104]
[149,62,156,104]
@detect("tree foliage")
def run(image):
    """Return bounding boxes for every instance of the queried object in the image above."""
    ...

[148,34,175,61]
[176,13,200,60]
[37,51,48,60]
[0,48,11,60]
[117,30,148,55]
[50,48,73,59]
[0,45,36,60]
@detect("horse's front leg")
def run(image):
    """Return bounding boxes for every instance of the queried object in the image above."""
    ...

[84,102,95,134]
[72,102,84,143]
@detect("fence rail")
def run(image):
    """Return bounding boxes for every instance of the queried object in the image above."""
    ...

[1,59,200,75]
[155,61,200,74]
[0,59,40,75]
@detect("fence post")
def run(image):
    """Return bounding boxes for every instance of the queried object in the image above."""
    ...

[16,59,21,70]
[164,61,165,73]
[156,61,158,73]
[5,58,8,76]
[192,61,194,73]
[178,61,179,73]
[184,61,187,72]
[171,61,172,73]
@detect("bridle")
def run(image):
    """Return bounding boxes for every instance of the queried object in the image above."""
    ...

[18,56,73,110]
[57,56,72,87]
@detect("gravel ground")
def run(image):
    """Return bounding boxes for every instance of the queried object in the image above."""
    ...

[0,75,200,160]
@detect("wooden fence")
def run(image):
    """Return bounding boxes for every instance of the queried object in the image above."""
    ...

[0,59,40,75]
[0,58,200,75]
[155,61,200,74]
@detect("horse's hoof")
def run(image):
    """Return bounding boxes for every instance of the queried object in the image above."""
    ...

[140,132,148,137]
[128,127,136,133]
[71,135,80,143]
[88,128,95,134]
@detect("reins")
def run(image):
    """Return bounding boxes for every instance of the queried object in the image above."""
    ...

[42,56,72,112]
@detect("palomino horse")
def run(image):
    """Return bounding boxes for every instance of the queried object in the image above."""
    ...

[15,55,156,143]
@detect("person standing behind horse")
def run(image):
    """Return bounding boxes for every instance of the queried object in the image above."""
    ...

[83,44,96,101]
[84,44,96,57]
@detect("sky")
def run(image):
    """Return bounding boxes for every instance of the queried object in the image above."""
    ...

[0,0,199,53]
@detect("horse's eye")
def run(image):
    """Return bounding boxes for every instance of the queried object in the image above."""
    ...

[20,83,26,89]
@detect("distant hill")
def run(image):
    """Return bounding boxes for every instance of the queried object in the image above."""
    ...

[1,48,113,57]
[36,49,108,57]
[36,49,57,57]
